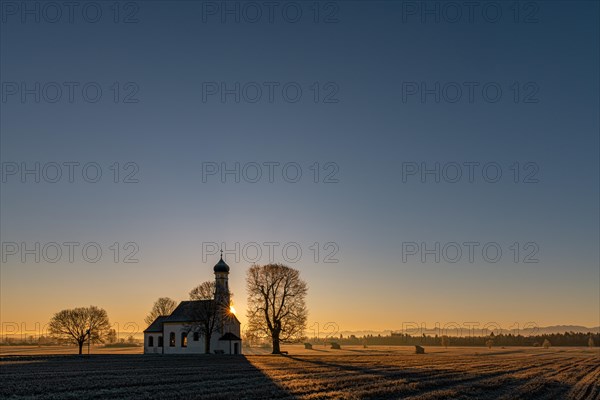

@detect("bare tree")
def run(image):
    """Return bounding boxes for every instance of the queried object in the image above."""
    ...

[440,335,449,348]
[246,263,308,354]
[144,297,177,325]
[187,281,227,354]
[106,329,117,344]
[189,281,233,307]
[48,306,111,354]
[589,335,595,348]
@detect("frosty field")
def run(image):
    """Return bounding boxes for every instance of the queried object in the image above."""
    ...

[1,346,598,399]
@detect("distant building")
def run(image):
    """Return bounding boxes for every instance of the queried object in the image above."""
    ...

[143,255,242,354]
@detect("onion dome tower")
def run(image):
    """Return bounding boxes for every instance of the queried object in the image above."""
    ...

[214,250,230,307]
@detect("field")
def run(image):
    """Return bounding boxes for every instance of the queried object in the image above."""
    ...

[1,346,598,399]
[0,345,143,356]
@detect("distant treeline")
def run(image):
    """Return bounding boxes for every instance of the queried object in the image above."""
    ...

[307,332,599,347]
[1,334,141,346]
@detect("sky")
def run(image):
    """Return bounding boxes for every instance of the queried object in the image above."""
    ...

[1,1,599,340]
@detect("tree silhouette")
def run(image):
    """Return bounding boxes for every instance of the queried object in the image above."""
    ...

[441,335,449,348]
[187,281,228,354]
[246,263,308,354]
[48,306,110,354]
[144,297,177,325]
[106,329,117,344]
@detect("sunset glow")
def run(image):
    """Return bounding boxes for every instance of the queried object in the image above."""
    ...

[0,1,599,398]
[1,2,598,334]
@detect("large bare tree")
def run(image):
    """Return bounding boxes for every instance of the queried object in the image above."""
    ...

[144,297,177,325]
[48,306,111,354]
[246,263,308,354]
[187,281,228,354]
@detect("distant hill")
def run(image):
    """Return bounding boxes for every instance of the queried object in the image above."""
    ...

[337,326,600,338]
[532,325,600,335]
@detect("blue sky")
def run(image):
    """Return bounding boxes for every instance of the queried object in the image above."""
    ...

[1,1,598,333]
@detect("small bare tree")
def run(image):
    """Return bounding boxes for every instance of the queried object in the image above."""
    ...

[246,263,308,354]
[48,306,110,354]
[588,336,594,348]
[542,338,551,349]
[187,281,227,354]
[441,335,449,348]
[106,329,117,344]
[144,297,177,325]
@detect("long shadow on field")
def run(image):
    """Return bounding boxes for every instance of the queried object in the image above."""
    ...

[0,354,297,400]
[282,354,575,399]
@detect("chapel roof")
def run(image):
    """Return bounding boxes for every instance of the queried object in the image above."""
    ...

[144,300,241,328]
[143,315,169,333]
[219,332,242,341]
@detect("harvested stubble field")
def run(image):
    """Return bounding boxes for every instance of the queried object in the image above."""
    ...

[1,346,598,399]
[0,345,143,356]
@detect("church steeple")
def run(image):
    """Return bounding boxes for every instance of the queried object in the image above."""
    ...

[213,250,230,273]
[214,252,230,307]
